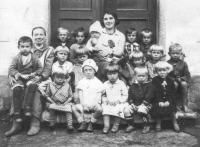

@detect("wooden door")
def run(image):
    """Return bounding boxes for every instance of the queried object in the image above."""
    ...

[51,0,102,45]
[103,0,157,41]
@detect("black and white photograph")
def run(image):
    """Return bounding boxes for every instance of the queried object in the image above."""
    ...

[0,0,200,146]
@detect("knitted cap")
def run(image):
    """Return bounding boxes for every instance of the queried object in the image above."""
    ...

[82,59,98,72]
[54,46,69,54]
[89,21,102,34]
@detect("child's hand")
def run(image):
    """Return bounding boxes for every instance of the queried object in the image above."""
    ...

[31,76,41,83]
[164,101,170,107]
[176,77,181,83]
[8,76,16,85]
[20,74,31,80]
[159,102,164,107]
[83,105,90,112]
[14,73,21,80]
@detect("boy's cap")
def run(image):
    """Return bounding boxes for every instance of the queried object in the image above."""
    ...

[82,59,98,72]
[155,61,173,72]
[54,46,69,53]
[89,21,102,33]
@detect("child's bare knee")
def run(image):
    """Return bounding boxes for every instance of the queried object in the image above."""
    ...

[181,81,188,88]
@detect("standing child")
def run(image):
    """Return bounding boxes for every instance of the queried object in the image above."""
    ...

[102,63,128,134]
[167,43,191,112]
[146,45,165,79]
[149,61,180,132]
[53,27,74,48]
[140,28,153,60]
[45,67,74,132]
[124,27,140,56]
[70,27,88,64]
[72,59,103,132]
[6,36,42,136]
[124,67,152,134]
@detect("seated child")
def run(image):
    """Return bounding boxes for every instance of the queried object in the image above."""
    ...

[149,61,180,132]
[167,43,191,112]
[124,27,140,56]
[52,46,74,92]
[53,27,74,48]
[70,27,88,64]
[102,63,128,134]
[6,36,42,137]
[72,59,104,132]
[139,28,153,60]
[86,21,102,51]
[45,67,74,132]
[119,51,146,86]
[146,45,165,79]
[124,67,152,134]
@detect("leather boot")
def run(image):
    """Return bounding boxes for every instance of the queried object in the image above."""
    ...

[125,119,135,133]
[27,117,40,136]
[77,122,87,132]
[5,120,21,137]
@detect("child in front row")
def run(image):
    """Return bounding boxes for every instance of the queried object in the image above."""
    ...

[146,45,165,79]
[6,36,42,137]
[167,43,191,112]
[124,67,152,134]
[72,59,104,132]
[149,61,180,132]
[45,66,74,132]
[102,63,128,134]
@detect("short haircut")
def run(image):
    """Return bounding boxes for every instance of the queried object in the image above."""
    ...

[125,27,138,42]
[140,28,153,37]
[169,43,182,52]
[57,27,69,35]
[155,61,173,73]
[134,66,148,75]
[73,27,88,43]
[18,36,33,47]
[74,47,90,58]
[105,62,120,74]
[32,26,46,36]
[100,11,119,27]
[149,44,164,54]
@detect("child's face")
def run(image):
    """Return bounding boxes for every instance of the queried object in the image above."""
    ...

[127,31,137,43]
[133,58,143,66]
[18,42,32,56]
[56,51,68,63]
[151,50,162,61]
[135,73,148,83]
[58,30,68,42]
[32,28,46,45]
[78,54,88,63]
[54,74,65,85]
[142,32,152,45]
[107,72,119,83]
[83,66,95,79]
[90,31,101,39]
[169,49,182,61]
[157,68,168,78]
[76,31,85,44]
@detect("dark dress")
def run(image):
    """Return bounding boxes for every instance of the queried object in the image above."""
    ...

[149,76,177,118]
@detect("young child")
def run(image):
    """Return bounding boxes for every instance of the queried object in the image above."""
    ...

[45,67,74,132]
[54,27,74,48]
[124,67,152,134]
[86,21,102,51]
[167,43,191,112]
[102,63,128,134]
[119,51,146,86]
[146,45,165,79]
[149,61,180,132]
[70,27,88,64]
[124,27,139,56]
[72,59,103,132]
[6,36,42,136]
[140,28,153,60]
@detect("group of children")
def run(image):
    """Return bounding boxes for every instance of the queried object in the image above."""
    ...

[6,22,192,136]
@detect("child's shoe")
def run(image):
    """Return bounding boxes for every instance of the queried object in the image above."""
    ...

[125,125,135,133]
[67,125,74,132]
[103,127,110,134]
[111,124,119,133]
[5,120,22,137]
[142,125,150,134]
[77,122,87,132]
[86,122,93,132]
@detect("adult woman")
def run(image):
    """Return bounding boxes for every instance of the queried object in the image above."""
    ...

[92,12,125,81]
